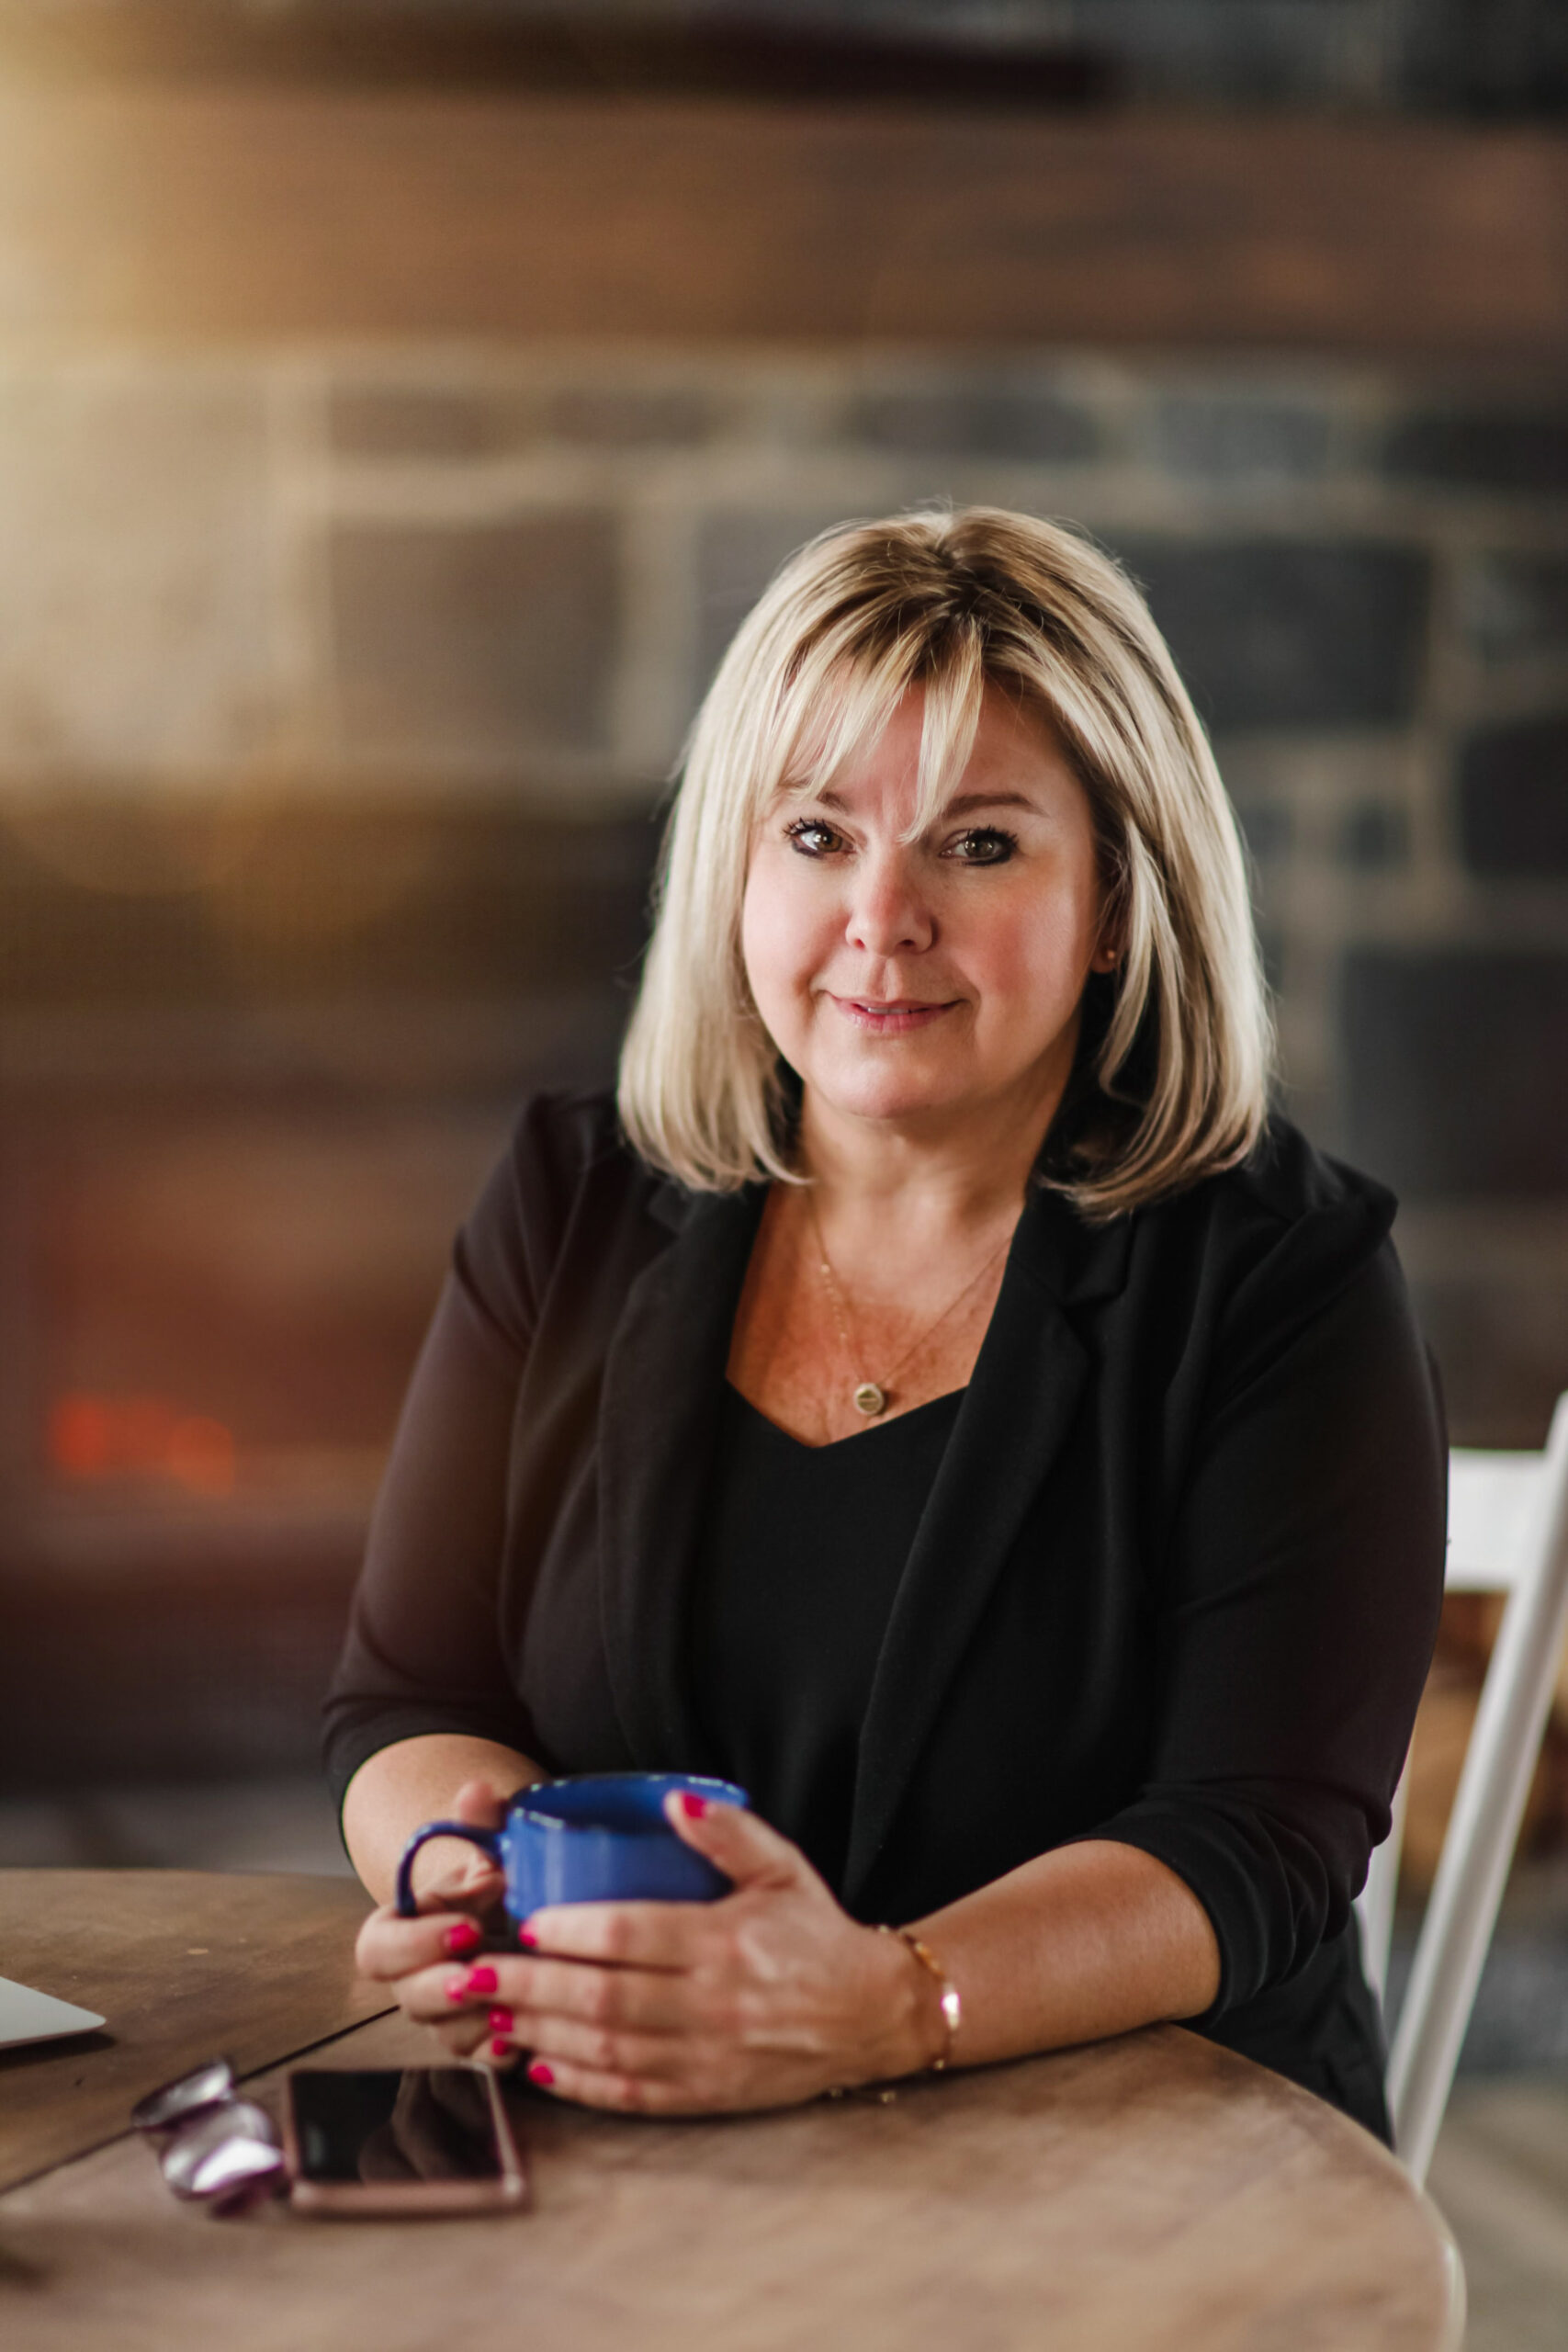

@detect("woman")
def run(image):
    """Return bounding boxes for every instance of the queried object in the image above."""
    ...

[329,508,1444,2140]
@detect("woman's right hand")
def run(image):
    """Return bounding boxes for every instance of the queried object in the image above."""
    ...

[353,1777,512,2061]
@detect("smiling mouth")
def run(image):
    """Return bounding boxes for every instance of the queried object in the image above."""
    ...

[832,995,958,1032]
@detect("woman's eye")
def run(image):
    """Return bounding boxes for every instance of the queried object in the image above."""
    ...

[784,819,844,857]
[946,828,1017,865]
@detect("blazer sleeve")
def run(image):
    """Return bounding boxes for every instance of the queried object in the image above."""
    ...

[320,1097,578,1814]
[1085,1227,1447,2018]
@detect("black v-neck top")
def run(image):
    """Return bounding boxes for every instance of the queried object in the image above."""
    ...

[689,1384,964,1896]
[324,1091,1449,2144]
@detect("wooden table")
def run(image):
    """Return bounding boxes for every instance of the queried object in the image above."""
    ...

[0,1871,389,2191]
[0,1871,1463,2352]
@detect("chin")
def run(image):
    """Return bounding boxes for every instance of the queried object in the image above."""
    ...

[809,1060,975,1128]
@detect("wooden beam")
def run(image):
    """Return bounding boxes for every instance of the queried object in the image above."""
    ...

[0,86,1563,355]
[0,14,1115,105]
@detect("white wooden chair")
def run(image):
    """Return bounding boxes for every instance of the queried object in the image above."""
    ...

[1355,1391,1568,2184]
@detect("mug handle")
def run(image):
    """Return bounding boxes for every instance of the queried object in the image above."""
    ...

[394,1821,503,1919]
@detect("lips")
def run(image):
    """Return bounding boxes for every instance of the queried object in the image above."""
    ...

[831,994,956,1034]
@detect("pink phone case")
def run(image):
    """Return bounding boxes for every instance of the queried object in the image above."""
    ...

[284,2066,528,2217]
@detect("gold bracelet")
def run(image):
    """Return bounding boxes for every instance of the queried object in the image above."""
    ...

[880,1924,961,2072]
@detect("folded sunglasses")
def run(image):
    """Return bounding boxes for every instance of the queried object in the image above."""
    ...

[130,2056,286,2213]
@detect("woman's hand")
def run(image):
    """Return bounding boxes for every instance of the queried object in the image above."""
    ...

[354,1776,512,2059]
[369,1794,946,2110]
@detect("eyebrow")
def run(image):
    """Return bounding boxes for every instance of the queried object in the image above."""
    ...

[812,787,1042,817]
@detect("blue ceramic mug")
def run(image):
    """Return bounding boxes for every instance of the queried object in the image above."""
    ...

[394,1772,750,1927]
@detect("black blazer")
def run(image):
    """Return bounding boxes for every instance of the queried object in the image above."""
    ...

[325,1091,1446,2138]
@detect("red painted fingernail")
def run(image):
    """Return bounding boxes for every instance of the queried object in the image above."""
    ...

[527,2062,554,2086]
[491,2038,513,2061]
[446,1974,470,2003]
[443,1919,482,1956]
[680,1792,708,1819]
[463,1965,499,1996]
[489,2007,513,2034]
[519,1927,538,1948]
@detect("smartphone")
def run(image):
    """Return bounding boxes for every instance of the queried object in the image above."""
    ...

[284,2067,527,2217]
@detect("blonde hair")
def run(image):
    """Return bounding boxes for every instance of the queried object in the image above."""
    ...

[618,507,1272,1218]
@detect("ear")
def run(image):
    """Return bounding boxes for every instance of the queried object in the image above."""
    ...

[1089,866,1128,976]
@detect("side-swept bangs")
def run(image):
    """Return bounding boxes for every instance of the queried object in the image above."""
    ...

[618,507,1273,1217]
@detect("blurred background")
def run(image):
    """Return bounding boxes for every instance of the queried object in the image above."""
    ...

[0,1,1563,2331]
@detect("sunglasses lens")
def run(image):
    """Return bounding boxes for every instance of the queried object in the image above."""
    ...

[131,2057,237,2134]
[160,2102,283,2202]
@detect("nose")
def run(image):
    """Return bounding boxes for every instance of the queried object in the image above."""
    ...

[844,846,935,958]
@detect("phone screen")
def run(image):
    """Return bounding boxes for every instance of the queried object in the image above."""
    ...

[288,2068,510,2185]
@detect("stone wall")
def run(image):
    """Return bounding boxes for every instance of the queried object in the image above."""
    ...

[2,342,1565,1442]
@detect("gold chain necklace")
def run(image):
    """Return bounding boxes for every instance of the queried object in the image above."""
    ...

[807,1198,1010,1419]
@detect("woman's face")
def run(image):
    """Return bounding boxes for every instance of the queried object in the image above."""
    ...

[741,684,1115,1148]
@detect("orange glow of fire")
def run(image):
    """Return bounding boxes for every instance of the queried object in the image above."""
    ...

[48,1393,237,1497]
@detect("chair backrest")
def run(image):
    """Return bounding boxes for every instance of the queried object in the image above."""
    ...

[1355,1393,1568,2184]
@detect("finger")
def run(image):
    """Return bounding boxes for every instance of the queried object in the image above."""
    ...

[398,1979,505,2061]
[453,1778,513,1831]
[520,2056,697,2116]
[432,2013,495,2061]
[415,1857,505,1911]
[355,1901,493,1984]
[397,1958,517,2024]
[662,1792,812,1894]
[395,1785,511,1914]
[400,1950,702,2039]
[502,1954,699,2035]
[505,2015,689,2082]
[399,1842,507,1916]
[521,1901,707,1969]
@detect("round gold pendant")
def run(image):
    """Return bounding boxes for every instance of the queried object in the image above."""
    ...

[853,1382,887,1417]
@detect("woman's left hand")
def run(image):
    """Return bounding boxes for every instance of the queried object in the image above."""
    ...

[403,1794,941,2112]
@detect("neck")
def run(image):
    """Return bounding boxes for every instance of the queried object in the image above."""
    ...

[795,1080,1063,1236]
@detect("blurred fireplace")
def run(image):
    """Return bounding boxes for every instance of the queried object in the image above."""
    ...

[0,803,655,1784]
[22,1104,509,1566]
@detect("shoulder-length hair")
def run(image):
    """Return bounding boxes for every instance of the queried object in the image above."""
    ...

[618,506,1272,1219]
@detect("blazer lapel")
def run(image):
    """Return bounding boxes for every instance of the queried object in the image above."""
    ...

[597,1181,765,1770]
[842,1191,1131,1911]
